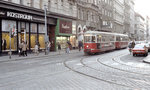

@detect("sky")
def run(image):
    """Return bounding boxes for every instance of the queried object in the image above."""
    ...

[134,0,150,17]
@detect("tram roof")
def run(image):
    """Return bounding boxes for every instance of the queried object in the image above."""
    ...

[84,31,128,37]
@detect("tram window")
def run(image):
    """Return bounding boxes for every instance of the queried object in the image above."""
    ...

[91,36,96,42]
[110,36,114,41]
[116,37,120,41]
[102,36,106,42]
[84,36,91,42]
[97,35,101,43]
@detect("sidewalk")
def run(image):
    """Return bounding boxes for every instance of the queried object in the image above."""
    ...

[0,49,80,63]
[143,55,150,64]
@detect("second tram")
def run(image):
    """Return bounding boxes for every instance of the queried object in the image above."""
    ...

[84,31,129,54]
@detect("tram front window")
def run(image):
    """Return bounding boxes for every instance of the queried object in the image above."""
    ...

[91,36,96,42]
[84,36,96,43]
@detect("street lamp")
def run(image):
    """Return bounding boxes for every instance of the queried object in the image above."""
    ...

[44,5,49,55]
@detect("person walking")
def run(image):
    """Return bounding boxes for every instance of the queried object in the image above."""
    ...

[19,42,23,56]
[66,41,70,54]
[78,41,83,51]
[34,43,39,55]
[47,41,51,54]
[131,41,135,48]
[22,41,27,56]
[57,42,61,54]
[128,42,132,55]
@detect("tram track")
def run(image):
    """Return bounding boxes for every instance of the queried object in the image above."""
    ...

[97,54,150,76]
[64,51,150,89]
[64,58,134,89]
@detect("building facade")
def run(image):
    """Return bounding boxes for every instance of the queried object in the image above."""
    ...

[101,0,113,32]
[129,0,135,40]
[113,0,124,33]
[134,13,145,41]
[0,0,77,55]
[76,0,101,42]
[124,0,135,40]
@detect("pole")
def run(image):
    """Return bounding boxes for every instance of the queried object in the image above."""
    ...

[9,28,12,59]
[44,5,48,55]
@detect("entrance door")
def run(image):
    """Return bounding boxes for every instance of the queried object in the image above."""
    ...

[19,29,26,43]
[18,22,29,50]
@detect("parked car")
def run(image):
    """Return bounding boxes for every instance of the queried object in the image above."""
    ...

[132,44,148,56]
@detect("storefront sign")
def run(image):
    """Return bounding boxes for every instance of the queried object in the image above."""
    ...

[0,11,5,16]
[7,12,33,21]
[59,19,72,34]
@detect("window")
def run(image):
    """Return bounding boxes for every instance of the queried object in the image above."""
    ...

[92,36,96,42]
[84,36,91,43]
[97,35,101,43]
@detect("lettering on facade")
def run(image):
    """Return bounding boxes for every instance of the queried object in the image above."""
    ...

[62,24,70,29]
[7,12,33,21]
[0,12,5,16]
[59,20,72,34]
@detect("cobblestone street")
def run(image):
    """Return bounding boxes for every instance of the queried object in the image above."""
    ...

[0,49,150,90]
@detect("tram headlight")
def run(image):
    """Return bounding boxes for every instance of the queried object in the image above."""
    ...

[87,45,89,48]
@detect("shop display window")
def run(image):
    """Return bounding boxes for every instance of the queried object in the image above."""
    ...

[70,36,76,48]
[30,23,37,50]
[38,24,45,49]
[2,33,17,51]
[30,34,37,50]
[39,34,45,49]
[56,36,69,49]
[2,20,17,52]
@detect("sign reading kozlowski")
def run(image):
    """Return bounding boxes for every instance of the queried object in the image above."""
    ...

[7,12,33,21]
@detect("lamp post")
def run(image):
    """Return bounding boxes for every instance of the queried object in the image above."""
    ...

[44,5,48,55]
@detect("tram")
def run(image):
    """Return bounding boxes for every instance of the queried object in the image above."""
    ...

[84,31,129,54]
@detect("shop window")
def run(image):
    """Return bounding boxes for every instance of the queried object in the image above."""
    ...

[39,34,45,49]
[30,23,37,50]
[38,24,45,49]
[30,34,37,49]
[56,36,68,49]
[2,33,17,52]
[2,20,17,52]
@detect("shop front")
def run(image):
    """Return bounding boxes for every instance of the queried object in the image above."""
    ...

[55,19,72,50]
[0,9,56,55]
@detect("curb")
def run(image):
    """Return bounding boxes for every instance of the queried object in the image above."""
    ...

[143,55,150,64]
[0,50,80,63]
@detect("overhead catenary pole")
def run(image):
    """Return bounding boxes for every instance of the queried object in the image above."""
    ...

[44,5,48,55]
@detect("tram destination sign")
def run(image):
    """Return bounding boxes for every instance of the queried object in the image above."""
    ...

[7,11,33,21]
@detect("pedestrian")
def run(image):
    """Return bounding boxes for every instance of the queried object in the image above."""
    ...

[78,41,83,51]
[25,42,28,56]
[37,41,40,51]
[57,42,61,54]
[66,41,70,54]
[18,42,23,56]
[67,41,72,50]
[47,41,51,54]
[128,42,132,55]
[22,41,27,56]
[34,43,39,55]
[131,41,135,48]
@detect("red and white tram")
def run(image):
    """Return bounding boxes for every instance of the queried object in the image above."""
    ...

[84,31,129,54]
